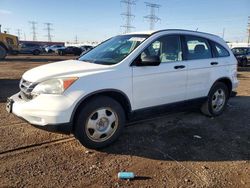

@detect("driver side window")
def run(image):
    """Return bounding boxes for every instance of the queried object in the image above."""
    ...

[140,35,182,64]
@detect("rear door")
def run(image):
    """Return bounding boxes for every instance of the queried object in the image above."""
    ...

[183,35,231,100]
[182,35,214,99]
[132,35,188,109]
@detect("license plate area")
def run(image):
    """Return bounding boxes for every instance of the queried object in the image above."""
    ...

[6,98,14,113]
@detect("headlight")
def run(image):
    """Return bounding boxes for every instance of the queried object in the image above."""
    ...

[31,77,78,95]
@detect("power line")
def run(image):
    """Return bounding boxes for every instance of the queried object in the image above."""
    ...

[16,29,22,39]
[120,0,136,34]
[29,21,38,41]
[144,2,161,30]
[44,22,53,42]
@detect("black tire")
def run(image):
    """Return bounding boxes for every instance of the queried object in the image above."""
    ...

[59,51,64,56]
[74,96,125,149]
[33,50,40,55]
[201,82,229,117]
[0,45,7,60]
[242,58,247,67]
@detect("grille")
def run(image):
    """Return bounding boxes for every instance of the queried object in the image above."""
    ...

[19,79,36,100]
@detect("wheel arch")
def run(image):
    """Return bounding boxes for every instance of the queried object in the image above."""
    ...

[0,42,8,51]
[211,77,232,97]
[70,89,132,131]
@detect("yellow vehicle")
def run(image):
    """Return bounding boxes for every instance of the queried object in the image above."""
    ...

[0,29,19,60]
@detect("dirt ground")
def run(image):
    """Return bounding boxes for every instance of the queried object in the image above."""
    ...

[0,55,249,188]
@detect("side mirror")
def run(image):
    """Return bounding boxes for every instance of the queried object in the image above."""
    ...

[138,55,161,66]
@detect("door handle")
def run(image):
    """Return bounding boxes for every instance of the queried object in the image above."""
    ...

[210,62,218,65]
[174,65,185,69]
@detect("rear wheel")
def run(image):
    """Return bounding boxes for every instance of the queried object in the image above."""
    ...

[201,82,229,117]
[74,96,125,149]
[33,50,40,55]
[59,51,64,56]
[0,46,7,60]
[242,58,247,67]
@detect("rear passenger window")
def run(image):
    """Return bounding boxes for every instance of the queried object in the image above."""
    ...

[214,43,229,57]
[185,36,212,60]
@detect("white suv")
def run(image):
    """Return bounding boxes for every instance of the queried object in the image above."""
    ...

[6,30,238,149]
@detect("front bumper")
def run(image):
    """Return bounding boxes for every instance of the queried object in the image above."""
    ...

[7,92,74,132]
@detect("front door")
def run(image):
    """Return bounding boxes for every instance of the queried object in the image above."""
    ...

[132,35,187,110]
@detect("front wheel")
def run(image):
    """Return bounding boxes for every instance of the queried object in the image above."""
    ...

[74,96,125,149]
[201,82,229,117]
[0,46,7,60]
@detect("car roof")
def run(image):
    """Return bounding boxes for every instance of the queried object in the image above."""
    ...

[123,29,226,47]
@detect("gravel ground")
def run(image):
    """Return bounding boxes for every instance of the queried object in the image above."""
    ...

[0,55,249,188]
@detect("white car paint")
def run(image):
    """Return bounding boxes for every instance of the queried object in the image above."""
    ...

[7,29,238,126]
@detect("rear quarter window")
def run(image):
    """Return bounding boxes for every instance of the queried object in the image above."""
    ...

[212,42,230,57]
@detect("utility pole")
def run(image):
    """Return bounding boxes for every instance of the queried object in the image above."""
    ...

[4,28,11,33]
[23,32,26,40]
[144,2,161,30]
[75,35,78,44]
[120,0,136,34]
[16,29,22,39]
[29,21,38,41]
[222,28,225,39]
[248,16,250,46]
[44,22,53,42]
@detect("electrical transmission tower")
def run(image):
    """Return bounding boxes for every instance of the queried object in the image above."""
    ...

[120,0,136,34]
[29,21,38,41]
[23,32,26,40]
[16,29,22,39]
[75,35,78,44]
[44,23,53,42]
[144,2,161,30]
[248,16,250,46]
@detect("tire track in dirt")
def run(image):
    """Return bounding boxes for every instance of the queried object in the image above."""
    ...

[0,137,75,158]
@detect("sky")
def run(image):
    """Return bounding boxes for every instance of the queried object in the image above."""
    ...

[0,0,249,43]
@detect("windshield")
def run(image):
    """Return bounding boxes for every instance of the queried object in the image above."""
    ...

[79,34,148,65]
[232,48,248,55]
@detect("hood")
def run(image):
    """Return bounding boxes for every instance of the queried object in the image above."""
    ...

[23,60,110,82]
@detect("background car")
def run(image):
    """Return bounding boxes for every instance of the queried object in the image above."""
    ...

[232,47,250,67]
[19,43,42,55]
[79,45,94,56]
[80,45,94,52]
[56,46,83,56]
[45,45,64,53]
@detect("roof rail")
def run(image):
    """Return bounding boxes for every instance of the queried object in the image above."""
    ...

[151,29,219,38]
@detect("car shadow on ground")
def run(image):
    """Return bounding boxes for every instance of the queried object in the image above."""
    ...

[0,79,20,102]
[102,96,250,162]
